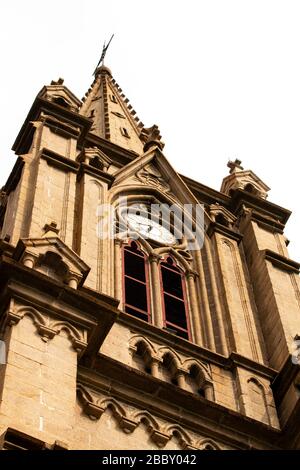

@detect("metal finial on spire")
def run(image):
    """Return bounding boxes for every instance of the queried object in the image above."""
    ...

[93,34,114,75]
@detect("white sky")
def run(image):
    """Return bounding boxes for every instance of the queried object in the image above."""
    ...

[1,0,299,259]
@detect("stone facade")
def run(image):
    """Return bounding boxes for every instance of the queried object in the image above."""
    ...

[0,65,300,450]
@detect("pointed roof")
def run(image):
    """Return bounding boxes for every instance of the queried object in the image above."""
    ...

[80,65,163,155]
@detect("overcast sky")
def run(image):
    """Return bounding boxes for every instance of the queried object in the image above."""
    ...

[1,1,299,259]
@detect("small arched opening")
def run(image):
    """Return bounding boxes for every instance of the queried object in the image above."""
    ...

[160,353,178,386]
[132,341,152,375]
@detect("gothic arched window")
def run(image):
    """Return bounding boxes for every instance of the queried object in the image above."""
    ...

[160,257,190,340]
[122,241,151,323]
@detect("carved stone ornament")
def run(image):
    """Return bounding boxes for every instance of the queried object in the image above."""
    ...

[209,203,237,228]
[140,124,165,151]
[0,305,87,355]
[78,147,112,172]
[129,334,213,381]
[12,236,90,289]
[136,163,171,192]
[76,383,217,449]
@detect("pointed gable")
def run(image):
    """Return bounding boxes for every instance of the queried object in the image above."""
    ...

[112,145,211,226]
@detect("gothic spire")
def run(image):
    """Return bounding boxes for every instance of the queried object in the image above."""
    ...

[80,65,164,154]
[80,66,144,153]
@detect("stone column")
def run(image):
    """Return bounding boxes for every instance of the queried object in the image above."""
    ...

[186,271,203,346]
[204,238,228,356]
[149,253,163,328]
[194,250,215,350]
[177,369,186,390]
[114,239,123,302]
[204,383,214,401]
[150,358,161,379]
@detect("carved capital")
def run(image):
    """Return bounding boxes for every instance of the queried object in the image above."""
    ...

[176,366,187,376]
[149,253,162,264]
[67,271,81,289]
[22,253,38,269]
[115,237,126,247]
[152,355,163,364]
[185,269,198,280]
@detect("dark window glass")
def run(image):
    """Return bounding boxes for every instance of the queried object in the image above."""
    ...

[123,243,150,323]
[161,266,183,297]
[125,277,148,311]
[163,295,187,329]
[125,306,148,322]
[124,250,146,282]
[160,260,190,340]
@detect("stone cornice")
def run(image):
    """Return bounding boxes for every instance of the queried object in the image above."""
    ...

[0,427,68,450]
[177,179,291,234]
[78,358,282,450]
[272,354,300,405]
[207,221,243,243]
[13,97,92,155]
[77,163,115,186]
[229,352,277,380]
[82,133,138,167]
[230,189,291,227]
[248,209,285,233]
[40,148,79,173]
[42,114,81,140]
[263,249,300,274]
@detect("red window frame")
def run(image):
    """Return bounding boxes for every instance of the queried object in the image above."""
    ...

[160,257,191,340]
[122,241,151,323]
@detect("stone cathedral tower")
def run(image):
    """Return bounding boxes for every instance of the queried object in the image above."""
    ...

[0,63,300,450]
